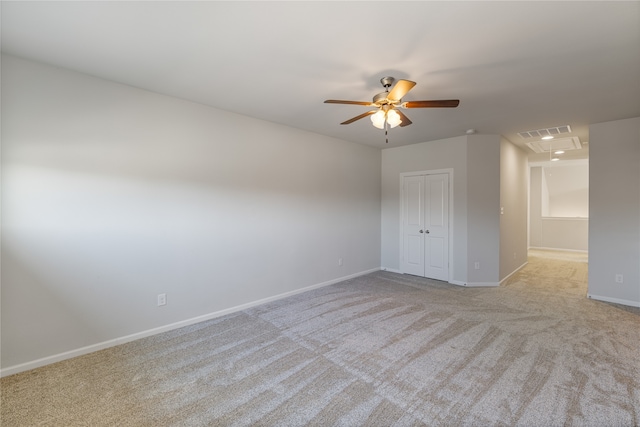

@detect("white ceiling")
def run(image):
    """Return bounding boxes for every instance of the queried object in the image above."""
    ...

[2,1,639,161]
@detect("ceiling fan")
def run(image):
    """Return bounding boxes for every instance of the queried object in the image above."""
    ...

[324,77,459,142]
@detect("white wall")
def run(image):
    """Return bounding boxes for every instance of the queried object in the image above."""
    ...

[544,163,589,217]
[541,170,550,217]
[529,166,589,251]
[500,138,528,280]
[539,218,588,251]
[381,134,504,286]
[1,55,382,371]
[588,116,640,307]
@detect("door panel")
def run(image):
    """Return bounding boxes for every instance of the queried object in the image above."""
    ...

[406,178,423,226]
[428,178,445,227]
[427,237,445,268]
[407,235,424,265]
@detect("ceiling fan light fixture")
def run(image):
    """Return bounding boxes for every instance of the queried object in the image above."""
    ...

[371,110,386,129]
[386,109,402,128]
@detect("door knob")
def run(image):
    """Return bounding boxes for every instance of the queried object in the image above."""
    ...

[419,230,424,233]
[425,230,430,234]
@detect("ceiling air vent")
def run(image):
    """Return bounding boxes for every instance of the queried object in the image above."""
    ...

[518,125,572,139]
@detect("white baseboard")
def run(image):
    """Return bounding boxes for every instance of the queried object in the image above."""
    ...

[0,268,380,378]
[436,279,501,287]
[500,261,528,285]
[587,294,640,308]
[383,263,527,288]
[529,246,588,254]
[449,279,500,287]
[380,269,463,286]
[464,282,500,287]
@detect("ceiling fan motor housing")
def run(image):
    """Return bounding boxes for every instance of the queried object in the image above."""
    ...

[380,76,395,88]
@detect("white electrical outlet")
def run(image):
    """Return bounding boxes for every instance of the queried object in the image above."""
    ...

[157,293,167,306]
[474,262,480,270]
[338,258,343,266]
[615,274,623,284]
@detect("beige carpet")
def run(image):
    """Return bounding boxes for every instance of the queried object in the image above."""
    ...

[2,252,639,426]
[528,248,588,263]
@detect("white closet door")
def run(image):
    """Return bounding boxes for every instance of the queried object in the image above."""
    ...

[402,173,449,281]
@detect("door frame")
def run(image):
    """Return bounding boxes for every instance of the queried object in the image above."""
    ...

[399,169,454,282]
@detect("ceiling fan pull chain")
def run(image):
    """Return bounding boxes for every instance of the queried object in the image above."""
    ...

[385,125,389,144]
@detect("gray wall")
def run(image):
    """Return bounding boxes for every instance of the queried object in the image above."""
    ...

[381,136,468,283]
[500,138,529,280]
[466,135,501,284]
[1,55,382,370]
[588,116,640,307]
[381,134,510,286]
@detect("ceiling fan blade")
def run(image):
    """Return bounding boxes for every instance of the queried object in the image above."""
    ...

[396,110,412,127]
[325,100,374,106]
[403,100,460,108]
[387,79,416,102]
[340,110,377,125]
